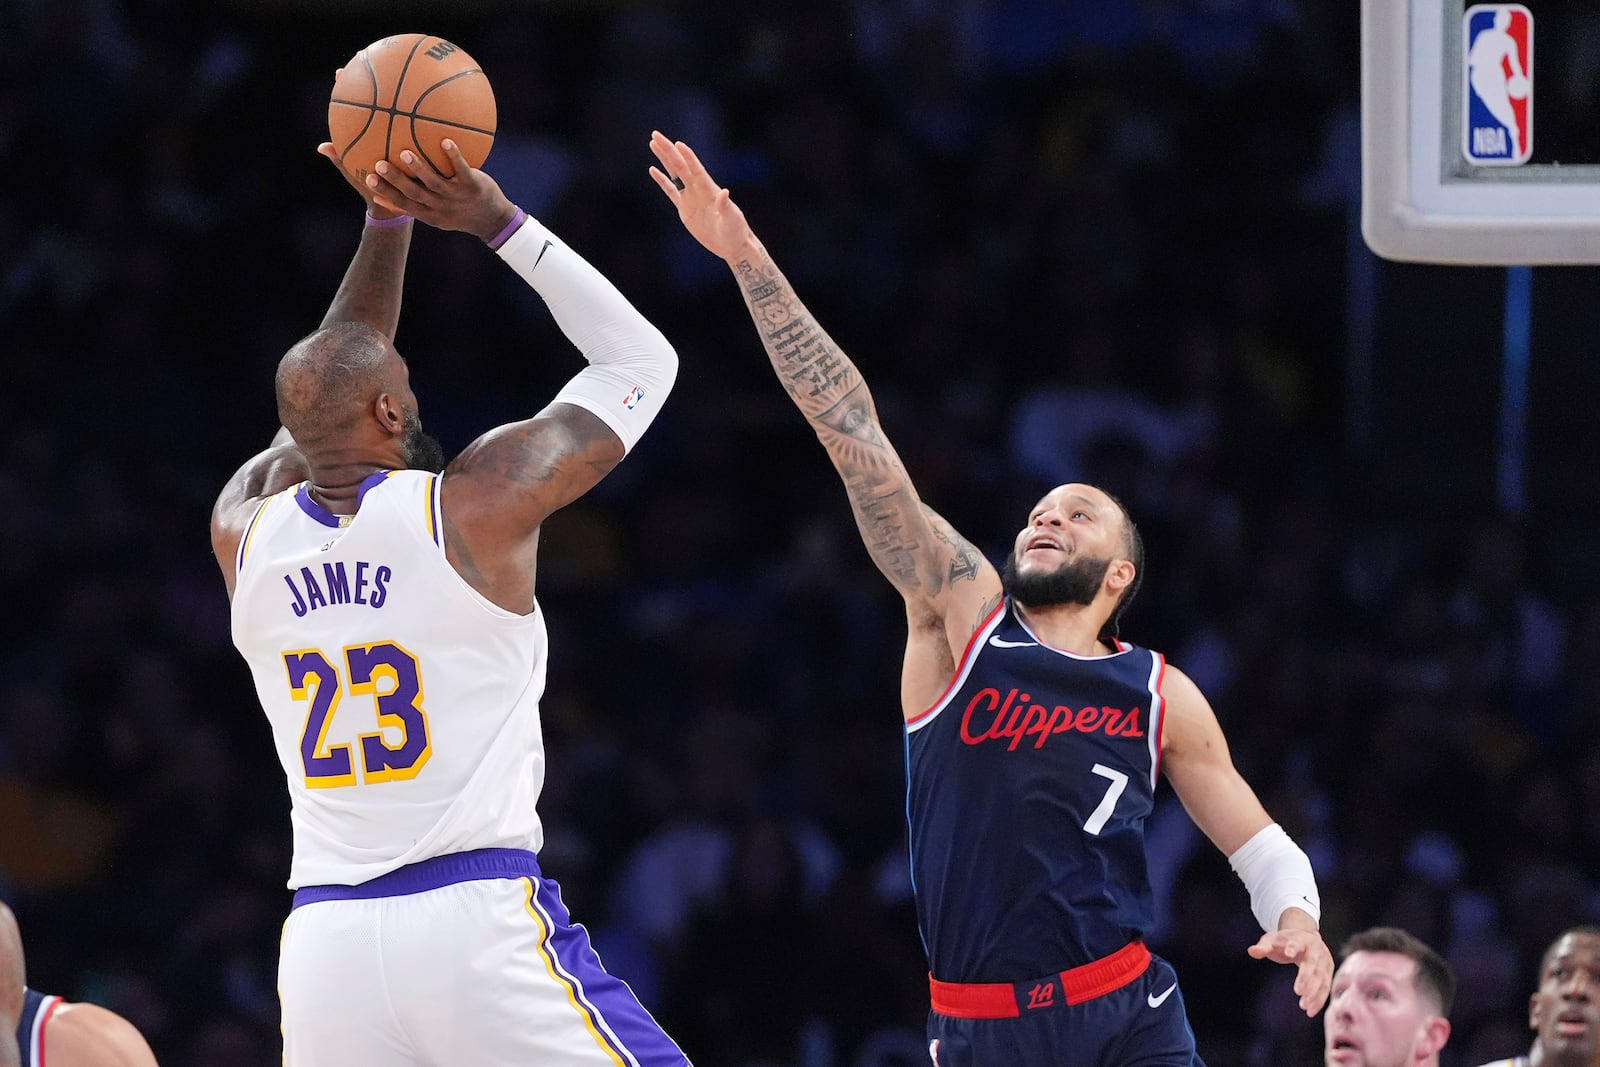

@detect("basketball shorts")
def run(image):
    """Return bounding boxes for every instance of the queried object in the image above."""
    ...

[279,848,690,1067]
[926,944,1205,1066]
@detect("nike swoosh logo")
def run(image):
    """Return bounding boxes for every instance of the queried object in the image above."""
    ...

[988,636,1037,648]
[533,239,553,269]
[1148,983,1177,1008]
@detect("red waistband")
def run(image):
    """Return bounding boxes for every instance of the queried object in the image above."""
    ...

[929,941,1153,1019]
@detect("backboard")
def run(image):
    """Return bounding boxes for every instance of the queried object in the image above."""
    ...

[1362,0,1600,264]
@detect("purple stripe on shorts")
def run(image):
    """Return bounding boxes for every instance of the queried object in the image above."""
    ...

[291,848,543,908]
[529,875,692,1067]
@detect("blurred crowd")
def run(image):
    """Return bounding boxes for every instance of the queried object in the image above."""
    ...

[5,1,1600,1065]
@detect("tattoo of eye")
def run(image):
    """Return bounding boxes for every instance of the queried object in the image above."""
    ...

[815,387,883,446]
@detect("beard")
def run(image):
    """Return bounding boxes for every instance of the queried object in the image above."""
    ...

[401,410,447,474]
[1001,551,1112,608]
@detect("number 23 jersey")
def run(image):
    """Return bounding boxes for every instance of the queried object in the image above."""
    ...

[905,599,1167,983]
[230,470,549,889]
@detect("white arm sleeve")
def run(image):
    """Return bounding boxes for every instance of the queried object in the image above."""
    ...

[1227,822,1322,932]
[496,214,677,454]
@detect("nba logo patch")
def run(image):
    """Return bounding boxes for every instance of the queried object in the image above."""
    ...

[621,384,645,410]
[1463,4,1533,165]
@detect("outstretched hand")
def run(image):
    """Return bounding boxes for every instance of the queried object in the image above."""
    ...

[649,131,755,263]
[1248,926,1334,1016]
[359,140,518,242]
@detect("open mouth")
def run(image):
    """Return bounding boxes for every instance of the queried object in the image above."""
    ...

[1326,1036,1359,1059]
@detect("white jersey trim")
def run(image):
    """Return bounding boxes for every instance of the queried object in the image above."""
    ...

[1014,614,1138,660]
[27,994,62,1065]
[1145,652,1166,788]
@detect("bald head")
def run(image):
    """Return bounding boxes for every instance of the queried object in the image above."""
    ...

[276,322,407,449]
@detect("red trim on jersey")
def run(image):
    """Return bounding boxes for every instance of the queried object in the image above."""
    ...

[1151,653,1169,782]
[929,940,1152,1018]
[36,996,62,1067]
[905,600,1008,726]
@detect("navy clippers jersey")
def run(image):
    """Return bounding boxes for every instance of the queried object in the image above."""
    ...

[905,599,1167,983]
[16,988,61,1067]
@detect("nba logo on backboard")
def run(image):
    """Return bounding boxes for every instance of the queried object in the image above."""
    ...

[1463,4,1533,165]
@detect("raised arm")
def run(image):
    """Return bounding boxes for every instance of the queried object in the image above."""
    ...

[368,141,677,612]
[210,149,414,595]
[648,132,999,639]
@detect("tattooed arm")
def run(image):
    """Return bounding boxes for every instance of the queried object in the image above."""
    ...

[650,133,1001,692]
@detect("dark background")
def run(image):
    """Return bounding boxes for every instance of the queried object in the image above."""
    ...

[5,1,1600,1065]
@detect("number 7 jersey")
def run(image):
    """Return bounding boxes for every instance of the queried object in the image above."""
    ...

[905,599,1167,983]
[230,470,549,888]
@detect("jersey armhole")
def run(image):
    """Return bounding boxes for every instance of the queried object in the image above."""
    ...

[235,494,277,574]
[423,473,444,552]
[1148,651,1168,788]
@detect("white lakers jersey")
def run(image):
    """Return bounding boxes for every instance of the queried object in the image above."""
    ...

[231,470,548,888]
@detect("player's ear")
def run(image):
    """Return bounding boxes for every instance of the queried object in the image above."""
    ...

[1529,991,1541,1030]
[1106,558,1135,593]
[1418,1016,1450,1056]
[373,392,405,435]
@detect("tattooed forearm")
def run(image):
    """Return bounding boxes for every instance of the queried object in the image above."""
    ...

[735,248,947,597]
[321,223,412,336]
[849,477,923,587]
[735,256,859,414]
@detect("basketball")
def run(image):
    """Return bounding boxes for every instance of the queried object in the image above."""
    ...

[1506,74,1530,100]
[329,34,496,186]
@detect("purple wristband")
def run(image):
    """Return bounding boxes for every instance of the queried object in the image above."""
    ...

[365,212,412,228]
[487,207,526,250]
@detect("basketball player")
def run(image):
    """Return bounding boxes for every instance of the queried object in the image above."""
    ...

[210,140,690,1066]
[1475,926,1600,1067]
[648,131,1332,1064]
[1325,927,1454,1067]
[0,901,159,1067]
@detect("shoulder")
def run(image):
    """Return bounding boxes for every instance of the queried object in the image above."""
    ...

[46,1001,159,1067]
[1155,661,1208,712]
[1151,661,1229,754]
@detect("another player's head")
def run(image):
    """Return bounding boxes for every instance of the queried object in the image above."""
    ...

[1325,927,1454,1067]
[1002,483,1143,638]
[276,322,445,473]
[1525,926,1600,1067]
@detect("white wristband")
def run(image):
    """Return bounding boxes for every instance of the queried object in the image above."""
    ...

[496,215,677,453]
[1228,822,1321,932]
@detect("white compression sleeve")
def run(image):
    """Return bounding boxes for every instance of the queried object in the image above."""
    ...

[1227,822,1322,932]
[495,213,677,454]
